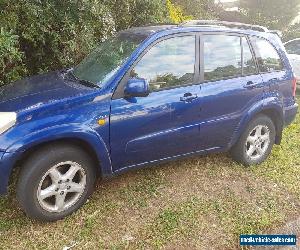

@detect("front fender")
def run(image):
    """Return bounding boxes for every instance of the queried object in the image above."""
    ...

[229,97,284,148]
[6,124,112,177]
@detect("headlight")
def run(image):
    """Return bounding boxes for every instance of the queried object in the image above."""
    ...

[0,112,17,135]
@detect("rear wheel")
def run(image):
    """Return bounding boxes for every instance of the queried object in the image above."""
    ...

[230,115,276,166]
[17,144,96,221]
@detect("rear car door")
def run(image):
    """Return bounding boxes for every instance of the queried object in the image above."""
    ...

[249,36,291,101]
[197,34,265,149]
[110,34,204,171]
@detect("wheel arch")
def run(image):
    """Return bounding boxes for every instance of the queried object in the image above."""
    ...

[14,138,103,177]
[4,125,113,195]
[230,102,284,148]
[259,108,283,144]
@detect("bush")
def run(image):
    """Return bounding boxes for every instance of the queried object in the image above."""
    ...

[283,23,300,42]
[0,28,27,85]
[0,0,168,86]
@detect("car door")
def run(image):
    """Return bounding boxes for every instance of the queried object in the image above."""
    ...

[110,34,204,171]
[196,34,265,149]
[250,36,290,98]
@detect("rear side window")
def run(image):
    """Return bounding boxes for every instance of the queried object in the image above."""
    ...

[250,37,284,73]
[203,35,242,81]
[203,35,257,82]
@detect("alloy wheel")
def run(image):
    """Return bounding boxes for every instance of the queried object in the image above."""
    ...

[37,161,86,213]
[245,125,270,161]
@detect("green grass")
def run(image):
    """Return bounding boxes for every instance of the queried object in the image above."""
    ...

[0,97,299,249]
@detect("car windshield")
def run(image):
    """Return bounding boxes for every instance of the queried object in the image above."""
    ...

[73,32,147,86]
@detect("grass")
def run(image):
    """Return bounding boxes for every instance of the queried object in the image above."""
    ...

[0,97,299,249]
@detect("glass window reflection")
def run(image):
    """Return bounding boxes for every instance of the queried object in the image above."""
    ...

[131,36,196,91]
[204,35,242,81]
[251,37,283,72]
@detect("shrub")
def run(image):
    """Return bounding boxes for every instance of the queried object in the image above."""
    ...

[0,28,27,85]
[0,0,168,85]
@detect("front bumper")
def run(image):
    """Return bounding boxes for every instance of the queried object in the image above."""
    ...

[0,151,18,195]
[284,102,298,127]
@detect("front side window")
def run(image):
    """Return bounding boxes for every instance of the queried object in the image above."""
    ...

[130,36,196,91]
[250,37,284,73]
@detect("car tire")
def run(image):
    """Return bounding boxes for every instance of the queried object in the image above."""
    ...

[230,115,276,166]
[16,144,97,222]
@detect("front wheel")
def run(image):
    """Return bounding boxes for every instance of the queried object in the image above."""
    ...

[230,115,276,166]
[17,144,97,221]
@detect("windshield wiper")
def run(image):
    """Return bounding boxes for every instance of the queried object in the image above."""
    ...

[65,70,100,89]
[77,78,100,89]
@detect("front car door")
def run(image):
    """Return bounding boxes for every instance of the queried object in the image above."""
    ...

[110,34,205,171]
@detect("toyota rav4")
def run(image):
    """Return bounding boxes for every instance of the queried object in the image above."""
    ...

[0,21,298,221]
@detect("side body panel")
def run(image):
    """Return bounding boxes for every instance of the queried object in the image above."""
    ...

[0,93,113,194]
[198,74,265,150]
[110,84,205,170]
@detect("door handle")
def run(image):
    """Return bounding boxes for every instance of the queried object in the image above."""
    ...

[244,81,263,89]
[180,93,198,102]
[268,78,279,85]
[269,78,279,82]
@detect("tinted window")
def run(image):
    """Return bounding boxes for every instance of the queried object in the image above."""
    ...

[204,35,242,81]
[242,37,257,75]
[130,36,196,91]
[285,40,300,55]
[250,37,283,72]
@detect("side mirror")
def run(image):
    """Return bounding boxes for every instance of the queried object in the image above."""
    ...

[124,78,150,98]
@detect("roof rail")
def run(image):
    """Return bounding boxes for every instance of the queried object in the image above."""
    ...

[180,20,269,32]
[270,30,283,38]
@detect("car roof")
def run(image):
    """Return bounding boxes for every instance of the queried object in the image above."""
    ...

[122,25,177,36]
[123,22,278,41]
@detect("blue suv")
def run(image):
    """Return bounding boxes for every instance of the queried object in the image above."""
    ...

[0,21,298,221]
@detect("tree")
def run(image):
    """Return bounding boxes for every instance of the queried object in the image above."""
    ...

[283,22,300,41]
[166,0,192,23]
[0,0,168,85]
[239,0,300,30]
[173,0,218,20]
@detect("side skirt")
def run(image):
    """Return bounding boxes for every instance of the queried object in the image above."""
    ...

[111,146,224,177]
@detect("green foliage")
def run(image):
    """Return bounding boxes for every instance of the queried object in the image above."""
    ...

[239,0,300,30]
[283,23,300,42]
[105,0,169,31]
[0,28,27,85]
[173,0,217,20]
[3,0,298,87]
[0,0,168,86]
[166,0,193,23]
[166,0,218,26]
